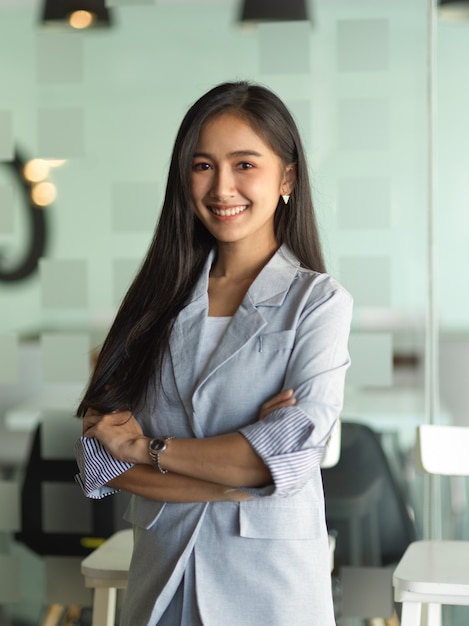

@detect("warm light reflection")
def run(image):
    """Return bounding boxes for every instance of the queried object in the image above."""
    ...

[69,10,95,30]
[23,159,50,183]
[31,181,57,207]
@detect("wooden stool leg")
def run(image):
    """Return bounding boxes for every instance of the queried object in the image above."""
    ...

[385,610,401,626]
[366,611,401,626]
[64,605,81,626]
[40,605,64,626]
[92,587,117,626]
[400,601,422,626]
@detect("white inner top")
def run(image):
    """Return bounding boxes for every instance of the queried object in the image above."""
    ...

[198,316,232,375]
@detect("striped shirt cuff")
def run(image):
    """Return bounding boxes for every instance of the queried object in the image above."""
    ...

[239,406,324,497]
[74,436,134,499]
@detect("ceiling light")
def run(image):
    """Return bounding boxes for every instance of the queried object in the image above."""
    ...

[23,159,50,183]
[41,0,113,29]
[31,181,57,207]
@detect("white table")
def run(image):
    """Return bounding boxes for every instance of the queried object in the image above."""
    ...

[81,529,133,626]
[393,540,469,625]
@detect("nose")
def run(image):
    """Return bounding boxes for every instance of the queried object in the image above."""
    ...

[210,165,235,200]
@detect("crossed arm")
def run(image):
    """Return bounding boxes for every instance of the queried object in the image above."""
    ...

[81,389,296,503]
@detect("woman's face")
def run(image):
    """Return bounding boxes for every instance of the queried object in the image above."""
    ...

[190,112,295,249]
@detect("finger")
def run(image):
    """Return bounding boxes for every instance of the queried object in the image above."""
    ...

[102,410,133,426]
[82,415,101,430]
[262,389,294,410]
[265,397,297,413]
[259,397,296,420]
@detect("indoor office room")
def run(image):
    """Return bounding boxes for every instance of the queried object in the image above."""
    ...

[1,0,469,625]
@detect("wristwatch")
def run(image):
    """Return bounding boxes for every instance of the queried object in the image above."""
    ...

[148,436,174,474]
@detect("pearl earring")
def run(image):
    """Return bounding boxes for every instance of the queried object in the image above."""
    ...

[281,195,290,205]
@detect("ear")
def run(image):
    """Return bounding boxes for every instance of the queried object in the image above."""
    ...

[281,163,297,195]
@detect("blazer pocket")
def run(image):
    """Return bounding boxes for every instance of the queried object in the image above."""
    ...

[239,498,322,540]
[123,495,166,530]
[258,330,295,353]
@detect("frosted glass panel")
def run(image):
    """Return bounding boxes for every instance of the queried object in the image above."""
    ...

[339,256,391,307]
[40,259,88,309]
[0,183,14,232]
[337,19,389,72]
[0,110,13,161]
[41,333,90,383]
[111,182,158,233]
[347,332,393,387]
[0,0,436,615]
[338,177,391,229]
[37,108,85,158]
[113,258,140,305]
[338,98,389,151]
[0,334,19,384]
[288,100,311,152]
[259,22,311,74]
[37,33,84,84]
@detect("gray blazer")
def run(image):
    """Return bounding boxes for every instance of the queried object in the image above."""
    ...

[96,245,352,625]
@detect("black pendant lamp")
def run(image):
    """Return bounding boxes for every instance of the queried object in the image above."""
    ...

[438,0,469,21]
[239,0,309,24]
[41,0,113,29]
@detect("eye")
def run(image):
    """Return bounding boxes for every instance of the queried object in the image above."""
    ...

[192,162,212,171]
[237,162,254,170]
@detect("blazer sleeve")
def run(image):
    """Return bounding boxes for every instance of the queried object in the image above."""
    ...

[239,277,353,498]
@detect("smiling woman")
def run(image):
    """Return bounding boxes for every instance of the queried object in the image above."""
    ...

[75,81,353,626]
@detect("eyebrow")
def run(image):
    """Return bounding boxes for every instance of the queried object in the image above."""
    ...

[192,149,263,159]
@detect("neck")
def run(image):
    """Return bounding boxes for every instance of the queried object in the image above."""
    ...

[211,239,279,281]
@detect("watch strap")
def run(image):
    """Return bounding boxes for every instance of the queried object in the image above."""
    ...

[149,436,174,474]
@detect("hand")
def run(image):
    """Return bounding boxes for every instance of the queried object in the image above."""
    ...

[224,488,254,502]
[259,389,296,420]
[82,409,146,464]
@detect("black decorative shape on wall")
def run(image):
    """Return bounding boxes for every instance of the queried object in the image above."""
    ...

[0,150,48,283]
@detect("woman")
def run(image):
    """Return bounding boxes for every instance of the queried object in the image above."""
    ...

[76,81,353,625]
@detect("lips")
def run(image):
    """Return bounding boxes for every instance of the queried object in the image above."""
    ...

[209,205,248,217]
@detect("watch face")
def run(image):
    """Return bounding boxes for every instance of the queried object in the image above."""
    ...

[150,438,166,452]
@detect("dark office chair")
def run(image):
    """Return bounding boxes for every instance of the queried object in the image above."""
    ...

[322,421,417,567]
[15,414,130,625]
[322,421,417,624]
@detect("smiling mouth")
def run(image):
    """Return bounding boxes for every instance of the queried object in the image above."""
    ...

[209,205,248,217]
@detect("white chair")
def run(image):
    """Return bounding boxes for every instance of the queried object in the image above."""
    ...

[321,419,341,469]
[393,423,469,625]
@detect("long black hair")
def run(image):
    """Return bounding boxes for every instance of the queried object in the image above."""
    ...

[77,81,326,416]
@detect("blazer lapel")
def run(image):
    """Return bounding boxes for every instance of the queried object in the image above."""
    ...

[197,245,301,386]
[169,252,213,435]
[169,245,301,435]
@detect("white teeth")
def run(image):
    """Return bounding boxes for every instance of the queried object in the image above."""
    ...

[211,205,247,217]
